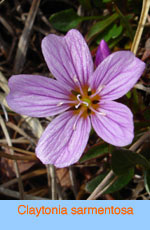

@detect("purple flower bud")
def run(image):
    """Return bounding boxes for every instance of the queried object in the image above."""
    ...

[95,40,110,67]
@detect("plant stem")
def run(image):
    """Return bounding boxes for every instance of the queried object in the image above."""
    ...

[131,0,150,54]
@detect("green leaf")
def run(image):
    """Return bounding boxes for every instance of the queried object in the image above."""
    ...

[108,35,122,48]
[96,24,123,43]
[79,143,108,163]
[144,169,150,194]
[49,8,104,32]
[86,168,134,194]
[110,24,123,39]
[87,13,119,40]
[126,91,132,99]
[114,5,134,40]
[111,149,150,175]
[49,9,82,32]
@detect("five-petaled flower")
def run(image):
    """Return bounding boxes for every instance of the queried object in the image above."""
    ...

[7,29,145,168]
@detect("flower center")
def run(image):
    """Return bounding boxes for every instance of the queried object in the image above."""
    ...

[75,94,91,109]
[57,84,106,119]
[83,98,91,105]
[69,85,102,117]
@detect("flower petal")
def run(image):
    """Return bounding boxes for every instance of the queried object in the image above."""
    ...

[91,51,145,100]
[7,75,71,117]
[95,40,110,67]
[36,111,91,167]
[42,29,94,88]
[91,101,134,146]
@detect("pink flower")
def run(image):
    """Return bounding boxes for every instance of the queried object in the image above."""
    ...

[7,29,145,168]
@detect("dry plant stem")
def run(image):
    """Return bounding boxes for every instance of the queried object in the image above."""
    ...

[14,0,41,73]
[69,166,78,198]
[131,0,150,54]
[6,121,36,144]
[0,72,9,94]
[0,15,14,36]
[21,116,43,140]
[0,187,48,200]
[0,115,24,199]
[1,102,8,121]
[46,165,52,198]
[0,0,5,5]
[27,0,55,31]
[0,151,36,161]
[2,169,46,188]
[134,83,150,94]
[0,138,30,144]
[50,164,57,200]
[5,145,35,156]
[87,170,114,200]
[94,176,118,200]
[129,130,150,152]
[56,180,64,200]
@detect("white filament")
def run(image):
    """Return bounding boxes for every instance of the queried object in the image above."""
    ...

[75,94,89,109]
[57,102,64,106]
[89,106,106,116]
[73,76,78,83]
[90,85,105,99]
